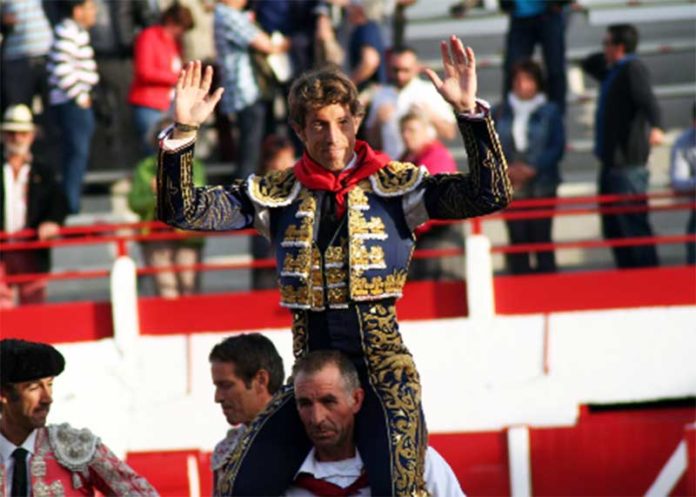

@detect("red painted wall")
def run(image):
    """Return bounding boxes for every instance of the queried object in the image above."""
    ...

[529,406,696,496]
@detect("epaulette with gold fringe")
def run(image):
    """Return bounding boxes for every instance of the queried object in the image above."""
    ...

[370,161,429,197]
[246,169,301,207]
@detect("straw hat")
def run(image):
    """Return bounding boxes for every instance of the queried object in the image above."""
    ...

[0,104,36,132]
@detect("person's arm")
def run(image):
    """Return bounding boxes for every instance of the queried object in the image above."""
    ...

[157,62,256,231]
[351,45,381,86]
[580,52,608,83]
[424,447,466,497]
[627,60,663,139]
[249,30,289,55]
[87,442,159,496]
[670,134,696,192]
[414,37,511,223]
[35,166,68,240]
[133,28,180,86]
[531,104,565,175]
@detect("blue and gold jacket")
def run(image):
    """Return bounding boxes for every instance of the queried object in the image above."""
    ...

[157,114,512,310]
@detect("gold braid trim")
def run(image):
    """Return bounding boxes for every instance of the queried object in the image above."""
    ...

[357,304,427,496]
[180,151,196,223]
[291,311,309,358]
[485,115,514,204]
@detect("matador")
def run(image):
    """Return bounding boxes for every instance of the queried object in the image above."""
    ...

[158,36,511,496]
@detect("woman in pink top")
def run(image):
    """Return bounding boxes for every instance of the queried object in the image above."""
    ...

[128,4,194,155]
[400,111,464,281]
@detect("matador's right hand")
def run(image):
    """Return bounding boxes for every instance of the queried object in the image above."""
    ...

[174,61,224,134]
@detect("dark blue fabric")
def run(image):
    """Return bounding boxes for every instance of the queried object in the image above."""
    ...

[504,10,567,114]
[505,215,556,274]
[254,0,292,34]
[493,100,565,198]
[53,100,95,214]
[599,166,659,268]
[594,54,636,160]
[131,104,163,156]
[272,191,414,304]
[349,21,386,92]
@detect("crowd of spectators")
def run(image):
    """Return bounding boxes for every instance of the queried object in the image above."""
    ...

[0,0,691,306]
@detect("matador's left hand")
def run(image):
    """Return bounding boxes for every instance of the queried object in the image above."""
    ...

[424,35,477,114]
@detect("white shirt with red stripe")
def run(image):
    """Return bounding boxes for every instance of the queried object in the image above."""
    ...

[284,446,466,497]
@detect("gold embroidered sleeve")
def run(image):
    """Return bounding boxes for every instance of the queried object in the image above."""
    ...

[157,144,255,231]
[423,115,512,219]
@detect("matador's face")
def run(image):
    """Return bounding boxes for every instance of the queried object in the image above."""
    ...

[293,104,361,172]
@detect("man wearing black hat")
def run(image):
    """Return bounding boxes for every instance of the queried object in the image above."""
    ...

[0,339,159,496]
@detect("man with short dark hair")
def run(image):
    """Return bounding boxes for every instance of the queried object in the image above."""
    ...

[0,339,158,496]
[158,35,511,495]
[209,333,285,495]
[582,23,663,268]
[285,350,465,497]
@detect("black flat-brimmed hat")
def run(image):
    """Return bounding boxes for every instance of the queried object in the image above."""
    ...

[0,339,65,385]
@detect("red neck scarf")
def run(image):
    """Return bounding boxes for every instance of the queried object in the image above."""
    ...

[293,140,389,218]
[293,471,369,496]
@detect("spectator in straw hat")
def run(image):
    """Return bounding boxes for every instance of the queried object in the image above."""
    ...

[0,104,67,307]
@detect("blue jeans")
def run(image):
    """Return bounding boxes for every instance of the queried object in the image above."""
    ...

[504,10,567,114]
[131,105,164,156]
[599,166,659,268]
[54,101,95,214]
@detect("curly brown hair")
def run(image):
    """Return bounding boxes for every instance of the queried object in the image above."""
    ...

[288,65,364,129]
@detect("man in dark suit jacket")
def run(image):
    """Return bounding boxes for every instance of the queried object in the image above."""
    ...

[0,104,67,306]
[582,24,663,269]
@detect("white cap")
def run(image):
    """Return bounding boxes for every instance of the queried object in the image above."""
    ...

[1,104,35,132]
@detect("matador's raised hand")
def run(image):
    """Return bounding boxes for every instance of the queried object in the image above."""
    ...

[424,35,477,114]
[174,60,224,132]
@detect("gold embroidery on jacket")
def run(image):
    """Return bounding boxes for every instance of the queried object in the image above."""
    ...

[351,269,408,300]
[349,210,388,240]
[219,386,297,494]
[296,190,316,217]
[281,248,312,278]
[247,169,300,207]
[324,244,346,268]
[279,284,310,309]
[280,216,313,248]
[350,240,386,273]
[180,151,195,221]
[326,267,347,286]
[327,286,349,307]
[357,304,427,496]
[291,311,308,358]
[370,161,427,197]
